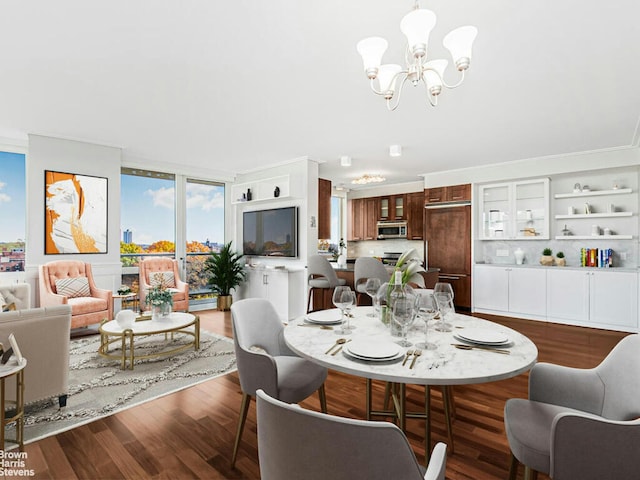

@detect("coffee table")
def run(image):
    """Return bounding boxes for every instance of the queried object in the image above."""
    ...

[99,312,200,370]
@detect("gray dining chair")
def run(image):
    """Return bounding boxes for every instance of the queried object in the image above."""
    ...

[256,389,447,480]
[504,333,640,480]
[306,254,346,313]
[354,256,390,305]
[230,298,328,468]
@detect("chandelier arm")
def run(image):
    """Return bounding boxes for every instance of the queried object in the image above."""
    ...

[386,74,411,111]
[441,68,466,90]
[369,78,386,96]
[423,84,438,107]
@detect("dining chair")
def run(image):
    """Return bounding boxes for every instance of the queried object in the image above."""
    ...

[306,254,346,313]
[256,388,447,480]
[504,333,640,480]
[354,256,390,305]
[230,298,328,468]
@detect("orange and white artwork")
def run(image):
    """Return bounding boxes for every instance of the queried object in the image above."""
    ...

[45,171,107,254]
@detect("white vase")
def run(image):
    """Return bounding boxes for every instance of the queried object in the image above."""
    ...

[514,248,525,265]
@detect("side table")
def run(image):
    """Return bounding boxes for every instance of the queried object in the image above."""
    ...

[113,292,139,313]
[0,358,27,451]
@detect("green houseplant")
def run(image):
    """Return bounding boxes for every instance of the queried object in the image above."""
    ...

[205,241,246,311]
[556,251,566,266]
[540,247,554,266]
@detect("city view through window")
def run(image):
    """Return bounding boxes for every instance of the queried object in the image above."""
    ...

[120,169,225,307]
[0,152,26,272]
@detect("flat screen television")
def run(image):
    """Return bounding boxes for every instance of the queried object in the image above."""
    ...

[243,206,298,258]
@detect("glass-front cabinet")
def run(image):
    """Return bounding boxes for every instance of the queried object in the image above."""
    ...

[479,178,550,240]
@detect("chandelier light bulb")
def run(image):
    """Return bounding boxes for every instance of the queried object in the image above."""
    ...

[351,174,386,185]
[377,64,403,98]
[423,59,448,96]
[443,25,478,71]
[356,37,389,78]
[400,8,437,58]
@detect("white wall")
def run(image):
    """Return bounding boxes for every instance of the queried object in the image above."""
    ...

[26,135,123,303]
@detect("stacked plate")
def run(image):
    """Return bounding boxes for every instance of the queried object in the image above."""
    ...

[454,328,511,347]
[344,340,404,362]
[305,309,343,325]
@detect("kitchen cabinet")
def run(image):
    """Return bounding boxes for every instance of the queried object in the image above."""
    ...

[478,178,550,240]
[379,194,406,220]
[318,178,332,239]
[473,265,547,317]
[425,184,471,204]
[347,198,378,241]
[406,191,425,240]
[240,268,305,321]
[426,204,471,309]
[547,269,638,329]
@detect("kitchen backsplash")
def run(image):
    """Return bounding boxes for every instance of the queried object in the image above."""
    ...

[347,240,425,264]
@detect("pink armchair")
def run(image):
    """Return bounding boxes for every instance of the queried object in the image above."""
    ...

[139,257,189,312]
[38,260,112,329]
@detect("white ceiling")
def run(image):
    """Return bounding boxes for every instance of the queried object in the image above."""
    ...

[1,1,639,190]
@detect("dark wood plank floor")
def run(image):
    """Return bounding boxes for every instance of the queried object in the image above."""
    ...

[14,310,628,480]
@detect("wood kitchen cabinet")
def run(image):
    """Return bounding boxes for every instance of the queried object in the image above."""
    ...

[379,194,406,220]
[318,178,331,239]
[363,197,379,240]
[425,184,471,204]
[407,191,425,240]
[348,198,378,241]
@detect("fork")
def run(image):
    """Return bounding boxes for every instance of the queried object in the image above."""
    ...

[402,349,414,366]
[409,349,422,369]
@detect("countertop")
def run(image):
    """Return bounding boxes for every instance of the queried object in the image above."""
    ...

[474,263,638,273]
[330,263,440,274]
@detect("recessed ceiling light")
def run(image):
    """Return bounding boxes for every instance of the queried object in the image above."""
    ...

[390,145,402,157]
[340,155,352,167]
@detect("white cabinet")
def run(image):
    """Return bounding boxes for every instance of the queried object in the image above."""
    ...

[239,267,305,321]
[547,269,638,329]
[473,265,546,318]
[478,178,550,240]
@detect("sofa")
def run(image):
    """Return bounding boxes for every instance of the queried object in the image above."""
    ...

[0,283,71,407]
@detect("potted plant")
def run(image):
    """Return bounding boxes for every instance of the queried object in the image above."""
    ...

[556,251,566,266]
[205,241,246,311]
[540,248,554,266]
[145,284,173,319]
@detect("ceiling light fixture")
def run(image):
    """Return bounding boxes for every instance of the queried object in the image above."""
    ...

[340,155,352,167]
[356,1,478,111]
[390,145,402,157]
[351,174,386,185]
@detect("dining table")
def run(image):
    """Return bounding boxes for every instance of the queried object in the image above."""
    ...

[283,306,538,463]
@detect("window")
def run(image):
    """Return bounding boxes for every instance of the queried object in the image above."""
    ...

[330,195,342,246]
[0,152,26,272]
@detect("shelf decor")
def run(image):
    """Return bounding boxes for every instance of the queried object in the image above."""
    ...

[44,170,108,254]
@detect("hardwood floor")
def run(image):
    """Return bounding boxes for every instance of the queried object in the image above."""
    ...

[17,310,627,480]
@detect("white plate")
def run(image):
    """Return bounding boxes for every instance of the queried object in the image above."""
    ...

[346,340,402,360]
[306,309,344,325]
[343,349,405,363]
[455,328,510,345]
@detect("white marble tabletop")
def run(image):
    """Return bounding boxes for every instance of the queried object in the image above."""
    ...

[284,307,538,385]
[101,311,197,335]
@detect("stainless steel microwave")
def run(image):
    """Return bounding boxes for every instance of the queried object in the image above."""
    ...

[377,221,408,239]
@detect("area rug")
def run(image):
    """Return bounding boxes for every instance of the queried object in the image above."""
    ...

[6,330,236,445]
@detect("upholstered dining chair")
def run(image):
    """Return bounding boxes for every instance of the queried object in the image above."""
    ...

[354,256,390,305]
[256,389,447,480]
[230,298,328,468]
[138,257,189,312]
[306,254,346,313]
[504,334,640,480]
[39,260,112,328]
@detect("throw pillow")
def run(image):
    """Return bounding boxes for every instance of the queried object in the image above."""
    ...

[149,271,176,288]
[55,277,91,298]
[0,292,5,306]
[2,302,16,312]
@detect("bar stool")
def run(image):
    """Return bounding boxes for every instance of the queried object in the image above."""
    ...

[306,255,346,313]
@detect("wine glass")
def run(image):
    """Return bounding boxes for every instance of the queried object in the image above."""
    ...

[434,292,454,332]
[343,290,357,331]
[332,286,353,335]
[392,298,414,347]
[364,278,382,317]
[414,293,438,350]
[433,282,454,301]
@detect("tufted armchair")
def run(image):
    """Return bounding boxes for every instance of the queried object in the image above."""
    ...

[39,260,112,329]
[138,257,189,312]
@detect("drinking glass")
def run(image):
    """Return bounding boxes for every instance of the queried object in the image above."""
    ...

[332,286,353,335]
[392,298,414,347]
[414,293,438,350]
[434,292,454,332]
[433,282,454,301]
[364,278,382,317]
[343,290,357,331]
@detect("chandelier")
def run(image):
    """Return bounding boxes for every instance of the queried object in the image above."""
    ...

[356,1,478,111]
[352,174,386,185]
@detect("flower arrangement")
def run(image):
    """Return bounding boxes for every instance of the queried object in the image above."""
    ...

[117,284,131,295]
[394,248,426,286]
[145,273,173,307]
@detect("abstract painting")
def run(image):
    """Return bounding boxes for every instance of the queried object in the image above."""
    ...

[45,170,108,254]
